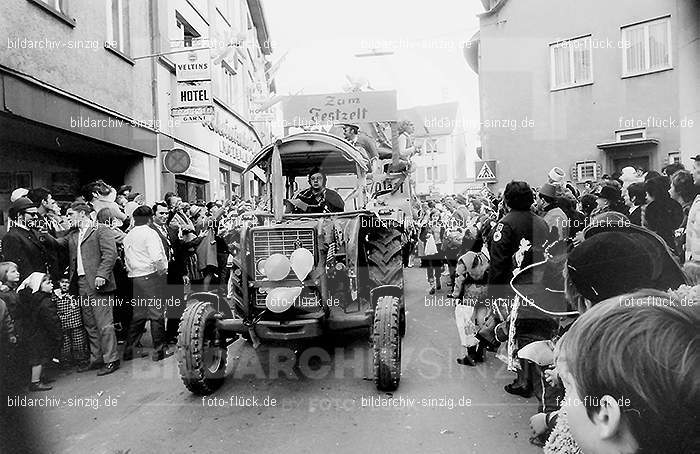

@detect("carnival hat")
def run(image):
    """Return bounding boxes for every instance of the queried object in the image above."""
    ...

[548,167,566,183]
[510,239,576,319]
[580,211,687,298]
[568,231,685,303]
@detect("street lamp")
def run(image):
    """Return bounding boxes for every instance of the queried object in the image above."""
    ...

[354,49,395,58]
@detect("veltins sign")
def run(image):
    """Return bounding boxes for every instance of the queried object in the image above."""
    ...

[282,90,397,126]
[176,49,211,82]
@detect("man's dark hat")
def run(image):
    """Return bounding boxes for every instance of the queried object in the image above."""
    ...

[594,185,621,201]
[692,154,700,161]
[339,123,359,132]
[9,196,36,219]
[538,183,563,199]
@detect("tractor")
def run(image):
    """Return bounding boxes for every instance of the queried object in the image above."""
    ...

[176,130,414,395]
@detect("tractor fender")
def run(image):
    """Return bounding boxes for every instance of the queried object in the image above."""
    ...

[370,285,403,306]
[187,292,219,305]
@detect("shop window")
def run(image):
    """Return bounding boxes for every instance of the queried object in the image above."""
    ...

[106,0,130,55]
[576,161,598,181]
[219,169,231,200]
[550,35,593,90]
[622,16,672,77]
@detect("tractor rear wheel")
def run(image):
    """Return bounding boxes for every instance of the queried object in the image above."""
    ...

[177,300,228,395]
[366,226,405,338]
[365,227,404,289]
[372,295,402,391]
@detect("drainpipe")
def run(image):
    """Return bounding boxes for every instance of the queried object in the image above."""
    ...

[149,0,162,200]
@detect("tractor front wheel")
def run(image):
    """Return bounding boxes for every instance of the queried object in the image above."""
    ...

[372,295,402,391]
[177,300,228,395]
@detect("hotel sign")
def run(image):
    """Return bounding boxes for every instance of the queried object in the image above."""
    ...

[172,48,213,122]
[283,90,397,126]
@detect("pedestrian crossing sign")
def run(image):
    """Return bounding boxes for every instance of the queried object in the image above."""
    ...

[475,160,497,181]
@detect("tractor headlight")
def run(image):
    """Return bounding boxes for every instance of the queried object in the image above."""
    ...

[256,258,267,276]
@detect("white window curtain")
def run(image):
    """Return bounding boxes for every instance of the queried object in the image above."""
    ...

[623,18,671,76]
[648,20,669,69]
[551,37,591,89]
[553,45,571,88]
[624,27,645,74]
[572,38,592,84]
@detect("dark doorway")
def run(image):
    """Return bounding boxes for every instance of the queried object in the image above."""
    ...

[613,156,650,174]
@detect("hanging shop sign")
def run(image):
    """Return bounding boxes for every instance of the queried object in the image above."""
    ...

[174,81,212,109]
[176,48,211,82]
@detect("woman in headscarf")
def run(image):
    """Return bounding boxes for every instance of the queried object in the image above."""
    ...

[16,272,62,391]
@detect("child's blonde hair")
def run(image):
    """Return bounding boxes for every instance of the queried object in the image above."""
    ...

[0,261,19,284]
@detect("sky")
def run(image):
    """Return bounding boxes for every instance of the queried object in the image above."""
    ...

[262,0,483,134]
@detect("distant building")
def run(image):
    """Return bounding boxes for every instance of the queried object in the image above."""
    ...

[465,0,699,189]
[399,102,474,196]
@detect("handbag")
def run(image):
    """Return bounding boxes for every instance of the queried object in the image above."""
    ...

[424,233,438,256]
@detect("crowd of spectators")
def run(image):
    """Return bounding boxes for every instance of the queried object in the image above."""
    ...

[0,179,249,392]
[414,162,699,453]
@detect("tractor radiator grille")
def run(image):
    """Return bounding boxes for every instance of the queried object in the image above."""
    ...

[251,229,316,279]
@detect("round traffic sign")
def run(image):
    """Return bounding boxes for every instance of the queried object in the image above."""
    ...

[164,148,191,174]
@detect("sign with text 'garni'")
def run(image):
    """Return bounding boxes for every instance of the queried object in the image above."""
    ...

[282,91,397,126]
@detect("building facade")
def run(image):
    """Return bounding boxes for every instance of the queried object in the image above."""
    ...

[465,0,699,189]
[0,0,274,233]
[157,0,273,201]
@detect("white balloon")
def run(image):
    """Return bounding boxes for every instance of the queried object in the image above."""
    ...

[265,287,302,313]
[290,248,314,282]
[264,253,290,281]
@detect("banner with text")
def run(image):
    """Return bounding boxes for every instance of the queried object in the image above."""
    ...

[282,90,397,126]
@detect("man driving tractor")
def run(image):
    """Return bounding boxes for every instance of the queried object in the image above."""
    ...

[286,168,345,213]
